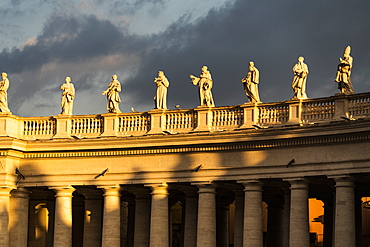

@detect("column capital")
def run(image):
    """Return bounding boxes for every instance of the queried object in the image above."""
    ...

[10,187,29,198]
[239,179,264,192]
[0,185,15,196]
[284,177,310,189]
[192,182,217,193]
[98,185,122,196]
[50,186,75,197]
[147,183,169,195]
[330,175,355,187]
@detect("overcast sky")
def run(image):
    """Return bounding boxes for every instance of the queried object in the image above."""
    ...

[1,0,370,117]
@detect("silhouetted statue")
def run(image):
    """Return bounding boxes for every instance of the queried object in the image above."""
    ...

[292,57,309,99]
[154,71,169,109]
[60,76,75,115]
[0,72,10,113]
[242,61,261,103]
[335,46,354,95]
[190,66,215,107]
[102,75,122,113]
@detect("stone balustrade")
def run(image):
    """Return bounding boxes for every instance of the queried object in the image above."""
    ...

[1,93,370,140]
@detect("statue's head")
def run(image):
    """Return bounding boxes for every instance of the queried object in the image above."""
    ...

[202,66,208,71]
[298,56,304,63]
[1,72,7,79]
[112,75,118,80]
[65,77,71,83]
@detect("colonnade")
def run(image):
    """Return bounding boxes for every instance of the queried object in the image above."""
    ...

[0,175,365,247]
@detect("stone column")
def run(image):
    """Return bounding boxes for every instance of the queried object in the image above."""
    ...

[131,187,151,247]
[79,189,103,247]
[0,186,13,247]
[233,190,244,247]
[121,201,129,247]
[149,183,169,247]
[126,198,135,247]
[322,196,334,247]
[242,181,263,247]
[9,187,29,247]
[100,185,121,247]
[265,198,284,247]
[216,194,233,247]
[333,176,356,247]
[282,188,290,247]
[288,179,310,247]
[182,187,198,247]
[51,186,75,247]
[195,183,217,247]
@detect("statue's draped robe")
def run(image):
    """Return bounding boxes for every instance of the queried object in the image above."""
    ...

[60,82,75,115]
[192,70,215,107]
[154,76,169,109]
[106,79,122,113]
[335,56,354,94]
[292,62,309,99]
[0,78,10,112]
[242,68,261,103]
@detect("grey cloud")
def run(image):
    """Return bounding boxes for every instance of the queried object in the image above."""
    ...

[3,0,370,116]
[123,0,370,110]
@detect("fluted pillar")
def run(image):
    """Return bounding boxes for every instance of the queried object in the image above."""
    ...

[233,190,244,247]
[242,181,263,247]
[9,187,29,247]
[0,186,13,247]
[51,186,75,247]
[130,187,151,247]
[195,183,217,247]
[100,185,121,247]
[333,176,356,247]
[288,179,310,247]
[79,189,103,247]
[149,183,169,247]
[182,187,198,247]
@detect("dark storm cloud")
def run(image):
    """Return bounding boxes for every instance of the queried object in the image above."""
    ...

[2,0,370,116]
[124,0,370,110]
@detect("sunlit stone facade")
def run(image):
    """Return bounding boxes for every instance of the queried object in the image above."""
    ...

[1,93,370,246]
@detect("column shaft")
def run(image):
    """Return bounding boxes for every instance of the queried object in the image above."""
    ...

[101,185,121,247]
[81,190,103,247]
[132,188,151,247]
[288,180,310,247]
[183,189,198,247]
[0,186,13,247]
[9,187,29,247]
[52,186,75,247]
[196,183,217,247]
[149,183,169,247]
[233,192,244,247]
[243,181,263,247]
[334,177,356,247]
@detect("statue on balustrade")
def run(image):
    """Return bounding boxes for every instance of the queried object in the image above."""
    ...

[335,46,354,95]
[0,72,10,113]
[241,61,261,103]
[291,56,309,99]
[190,66,215,107]
[102,74,122,113]
[154,71,169,109]
[60,76,75,115]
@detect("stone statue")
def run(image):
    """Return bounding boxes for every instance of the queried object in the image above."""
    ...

[0,72,10,113]
[335,46,354,95]
[241,61,261,103]
[154,71,169,109]
[190,66,215,107]
[60,76,75,115]
[291,56,309,99]
[102,75,122,113]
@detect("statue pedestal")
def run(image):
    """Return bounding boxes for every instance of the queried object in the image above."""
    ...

[147,109,167,135]
[239,103,259,128]
[286,100,302,125]
[0,113,20,138]
[101,113,119,137]
[53,115,72,139]
[193,107,213,132]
